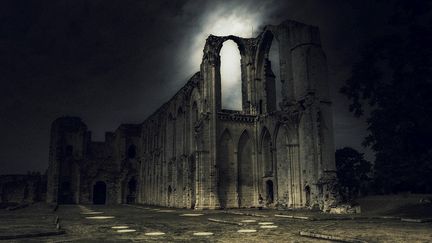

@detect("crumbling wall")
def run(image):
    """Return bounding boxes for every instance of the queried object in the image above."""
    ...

[45,19,337,211]
[0,174,46,205]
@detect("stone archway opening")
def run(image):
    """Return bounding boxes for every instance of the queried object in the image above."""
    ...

[220,40,242,110]
[305,186,311,207]
[168,185,172,207]
[268,33,282,110]
[93,181,106,205]
[58,181,73,204]
[261,129,273,177]
[256,30,283,112]
[127,177,137,204]
[266,180,274,204]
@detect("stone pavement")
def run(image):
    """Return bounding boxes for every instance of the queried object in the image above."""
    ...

[1,204,432,242]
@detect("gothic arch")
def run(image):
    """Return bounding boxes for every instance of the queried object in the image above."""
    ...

[220,40,243,110]
[255,30,277,77]
[260,127,273,177]
[202,35,249,112]
[255,29,283,112]
[204,35,247,58]
[237,130,254,207]
[217,129,237,208]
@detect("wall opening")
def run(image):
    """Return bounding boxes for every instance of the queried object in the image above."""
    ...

[93,181,106,205]
[58,181,73,204]
[268,37,282,110]
[261,129,273,177]
[127,177,137,204]
[192,102,198,123]
[305,186,311,207]
[189,156,196,209]
[220,40,242,110]
[127,145,136,159]
[168,185,172,206]
[266,180,274,204]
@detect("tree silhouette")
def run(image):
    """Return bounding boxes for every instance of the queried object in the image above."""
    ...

[336,147,372,201]
[340,0,432,193]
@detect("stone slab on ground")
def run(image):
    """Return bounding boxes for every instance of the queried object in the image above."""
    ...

[300,231,368,243]
[208,218,244,226]
[401,218,432,223]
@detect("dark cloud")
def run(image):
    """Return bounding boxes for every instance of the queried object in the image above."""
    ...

[0,0,393,173]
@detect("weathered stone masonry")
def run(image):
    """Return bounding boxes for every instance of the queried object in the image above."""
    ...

[47,20,337,210]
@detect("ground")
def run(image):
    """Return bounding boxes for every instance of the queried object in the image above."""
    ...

[1,199,432,242]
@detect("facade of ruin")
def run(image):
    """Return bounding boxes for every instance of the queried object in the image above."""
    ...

[46,20,338,210]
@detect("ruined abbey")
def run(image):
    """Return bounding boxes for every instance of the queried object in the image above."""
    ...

[45,20,338,210]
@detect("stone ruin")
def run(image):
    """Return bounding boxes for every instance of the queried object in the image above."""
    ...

[45,20,338,211]
[0,173,46,207]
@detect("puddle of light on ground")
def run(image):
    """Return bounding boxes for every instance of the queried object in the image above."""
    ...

[237,229,257,233]
[241,220,257,223]
[258,222,274,225]
[180,213,204,217]
[112,226,129,229]
[260,225,278,229]
[159,210,175,213]
[117,229,137,233]
[81,212,104,215]
[145,232,166,236]
[85,216,115,219]
[193,232,214,236]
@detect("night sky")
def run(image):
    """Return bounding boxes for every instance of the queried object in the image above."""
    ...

[0,0,392,174]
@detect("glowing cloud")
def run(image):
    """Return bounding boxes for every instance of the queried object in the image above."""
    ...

[189,4,267,70]
[183,1,276,110]
[220,40,242,110]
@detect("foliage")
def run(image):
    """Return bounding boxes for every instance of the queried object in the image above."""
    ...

[336,147,372,201]
[340,0,432,193]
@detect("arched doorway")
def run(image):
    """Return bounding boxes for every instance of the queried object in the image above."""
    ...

[58,181,73,204]
[266,180,274,204]
[305,186,311,207]
[93,181,106,205]
[127,177,137,204]
[261,128,273,177]
[167,185,172,207]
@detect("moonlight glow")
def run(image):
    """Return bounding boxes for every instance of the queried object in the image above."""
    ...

[220,40,242,110]
[189,5,268,110]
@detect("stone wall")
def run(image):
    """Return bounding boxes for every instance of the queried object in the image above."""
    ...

[0,174,46,205]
